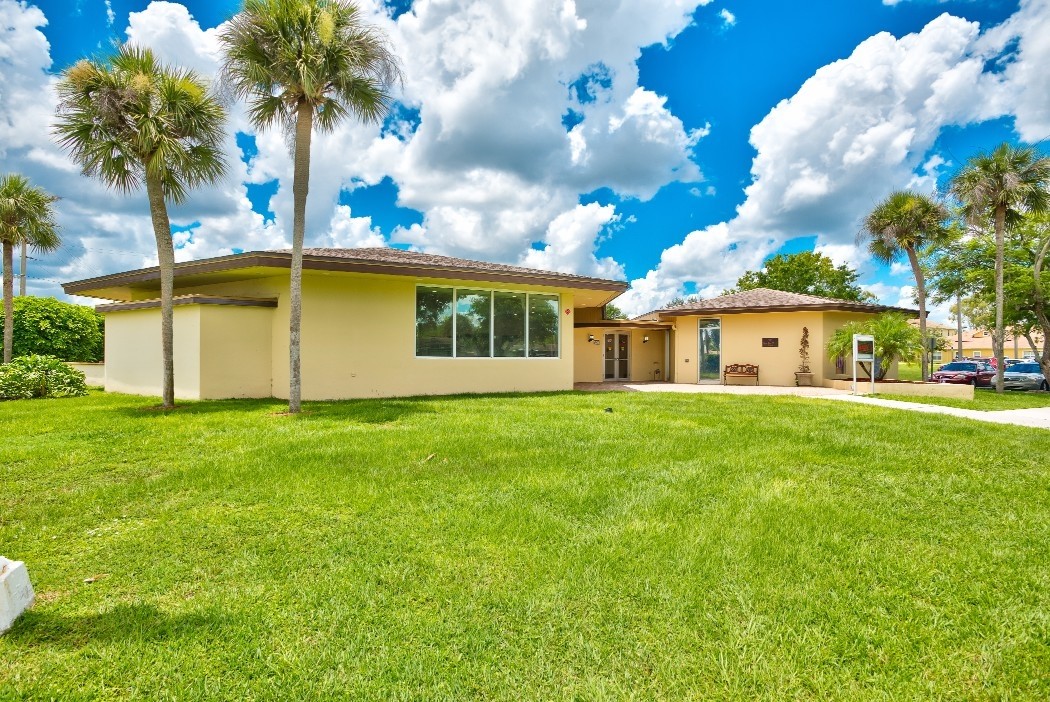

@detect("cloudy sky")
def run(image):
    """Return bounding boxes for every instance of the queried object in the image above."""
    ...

[2,0,1047,317]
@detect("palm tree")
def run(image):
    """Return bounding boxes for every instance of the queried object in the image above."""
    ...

[826,313,922,381]
[220,0,402,413]
[862,191,950,381]
[951,143,1050,392]
[0,174,60,363]
[54,45,227,408]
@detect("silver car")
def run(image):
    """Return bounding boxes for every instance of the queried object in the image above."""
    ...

[1002,362,1048,391]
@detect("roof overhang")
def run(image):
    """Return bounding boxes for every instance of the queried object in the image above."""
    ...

[574,321,673,330]
[64,250,629,304]
[97,295,279,313]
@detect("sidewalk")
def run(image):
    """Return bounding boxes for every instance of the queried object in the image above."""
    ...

[574,381,1050,430]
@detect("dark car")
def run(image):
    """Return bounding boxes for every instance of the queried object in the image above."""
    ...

[1003,362,1048,391]
[931,361,996,386]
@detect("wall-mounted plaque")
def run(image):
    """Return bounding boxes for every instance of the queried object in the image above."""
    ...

[761,337,778,347]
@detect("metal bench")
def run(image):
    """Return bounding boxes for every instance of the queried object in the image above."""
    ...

[723,363,759,386]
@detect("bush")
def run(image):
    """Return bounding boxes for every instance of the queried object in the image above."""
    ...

[0,296,104,362]
[0,355,88,400]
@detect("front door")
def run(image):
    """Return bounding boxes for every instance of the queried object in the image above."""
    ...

[604,332,630,380]
[698,318,721,382]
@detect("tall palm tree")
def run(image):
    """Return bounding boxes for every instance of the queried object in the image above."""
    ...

[951,143,1050,392]
[220,0,402,413]
[862,191,950,381]
[0,174,60,363]
[54,45,227,408]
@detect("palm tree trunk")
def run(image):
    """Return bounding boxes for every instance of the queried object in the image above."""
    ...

[906,246,928,381]
[145,173,176,408]
[994,205,1006,393]
[289,101,314,414]
[3,241,13,364]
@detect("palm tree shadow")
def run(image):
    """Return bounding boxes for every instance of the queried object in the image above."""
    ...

[4,602,227,649]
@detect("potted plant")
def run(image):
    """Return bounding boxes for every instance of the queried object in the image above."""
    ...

[795,326,813,386]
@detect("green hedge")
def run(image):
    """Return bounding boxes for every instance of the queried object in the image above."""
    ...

[0,296,104,362]
[0,354,88,400]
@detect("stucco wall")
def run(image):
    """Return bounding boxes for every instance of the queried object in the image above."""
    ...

[631,330,666,381]
[67,362,105,386]
[721,311,825,386]
[286,274,577,399]
[170,271,580,400]
[199,305,273,398]
[104,306,202,399]
[574,328,604,383]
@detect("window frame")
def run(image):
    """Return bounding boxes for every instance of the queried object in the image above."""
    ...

[414,284,561,360]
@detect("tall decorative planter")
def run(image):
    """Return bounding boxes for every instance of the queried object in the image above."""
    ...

[795,326,813,387]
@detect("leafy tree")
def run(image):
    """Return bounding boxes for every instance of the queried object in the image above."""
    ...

[951,143,1050,392]
[727,251,873,302]
[54,46,227,408]
[664,295,698,308]
[604,304,627,320]
[220,0,402,414]
[0,296,104,362]
[825,313,922,381]
[862,191,950,382]
[0,174,60,363]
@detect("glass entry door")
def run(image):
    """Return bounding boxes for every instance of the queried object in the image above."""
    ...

[604,332,630,380]
[698,319,721,382]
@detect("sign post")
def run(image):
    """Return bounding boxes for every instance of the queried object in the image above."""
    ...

[852,334,875,396]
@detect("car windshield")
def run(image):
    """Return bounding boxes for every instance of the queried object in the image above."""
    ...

[1009,364,1042,374]
[938,363,977,372]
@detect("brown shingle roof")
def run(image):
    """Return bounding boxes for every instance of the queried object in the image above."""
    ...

[64,246,628,297]
[650,288,917,317]
[291,247,614,283]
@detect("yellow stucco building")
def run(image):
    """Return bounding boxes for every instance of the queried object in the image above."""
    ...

[64,248,915,399]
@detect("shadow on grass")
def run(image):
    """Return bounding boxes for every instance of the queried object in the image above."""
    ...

[4,603,227,649]
[109,396,443,425]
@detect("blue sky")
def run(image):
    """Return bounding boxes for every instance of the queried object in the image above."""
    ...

[5,0,1046,317]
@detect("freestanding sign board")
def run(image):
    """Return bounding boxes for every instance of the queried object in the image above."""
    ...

[852,334,876,396]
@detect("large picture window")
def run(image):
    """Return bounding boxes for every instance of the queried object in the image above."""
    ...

[415,286,453,357]
[493,291,526,357]
[455,289,491,357]
[415,286,559,358]
[528,294,560,358]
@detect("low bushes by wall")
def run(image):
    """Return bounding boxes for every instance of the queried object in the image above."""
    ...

[0,355,88,400]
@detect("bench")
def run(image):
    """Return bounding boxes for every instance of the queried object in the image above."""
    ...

[723,363,759,386]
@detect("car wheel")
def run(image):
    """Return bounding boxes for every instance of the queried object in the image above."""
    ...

[1042,380,1049,392]
[970,378,977,386]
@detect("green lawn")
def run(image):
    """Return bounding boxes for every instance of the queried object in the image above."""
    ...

[896,361,922,381]
[3,391,1050,700]
[879,389,1050,411]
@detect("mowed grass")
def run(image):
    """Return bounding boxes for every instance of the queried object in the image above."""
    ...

[880,388,1050,411]
[2,391,1050,700]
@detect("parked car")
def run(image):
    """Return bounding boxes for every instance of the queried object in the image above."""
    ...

[1003,362,1048,391]
[931,361,996,386]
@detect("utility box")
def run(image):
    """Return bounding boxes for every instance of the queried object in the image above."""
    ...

[0,557,35,634]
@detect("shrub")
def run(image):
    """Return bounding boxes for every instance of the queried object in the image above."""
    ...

[0,296,104,362]
[0,355,88,400]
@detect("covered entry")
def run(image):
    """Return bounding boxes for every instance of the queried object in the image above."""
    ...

[573,317,673,384]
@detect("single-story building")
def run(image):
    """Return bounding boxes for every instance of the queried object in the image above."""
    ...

[63,248,915,399]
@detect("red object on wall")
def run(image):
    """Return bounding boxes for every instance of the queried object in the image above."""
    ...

[564,308,571,315]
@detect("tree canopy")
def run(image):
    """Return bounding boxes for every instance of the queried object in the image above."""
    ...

[727,251,873,301]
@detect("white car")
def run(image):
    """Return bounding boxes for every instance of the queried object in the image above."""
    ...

[1002,362,1048,391]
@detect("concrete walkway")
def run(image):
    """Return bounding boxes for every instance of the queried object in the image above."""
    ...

[575,382,1050,430]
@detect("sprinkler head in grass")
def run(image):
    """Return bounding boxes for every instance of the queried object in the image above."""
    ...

[604,407,613,413]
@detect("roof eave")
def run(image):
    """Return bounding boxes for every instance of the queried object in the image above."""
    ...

[63,250,629,297]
